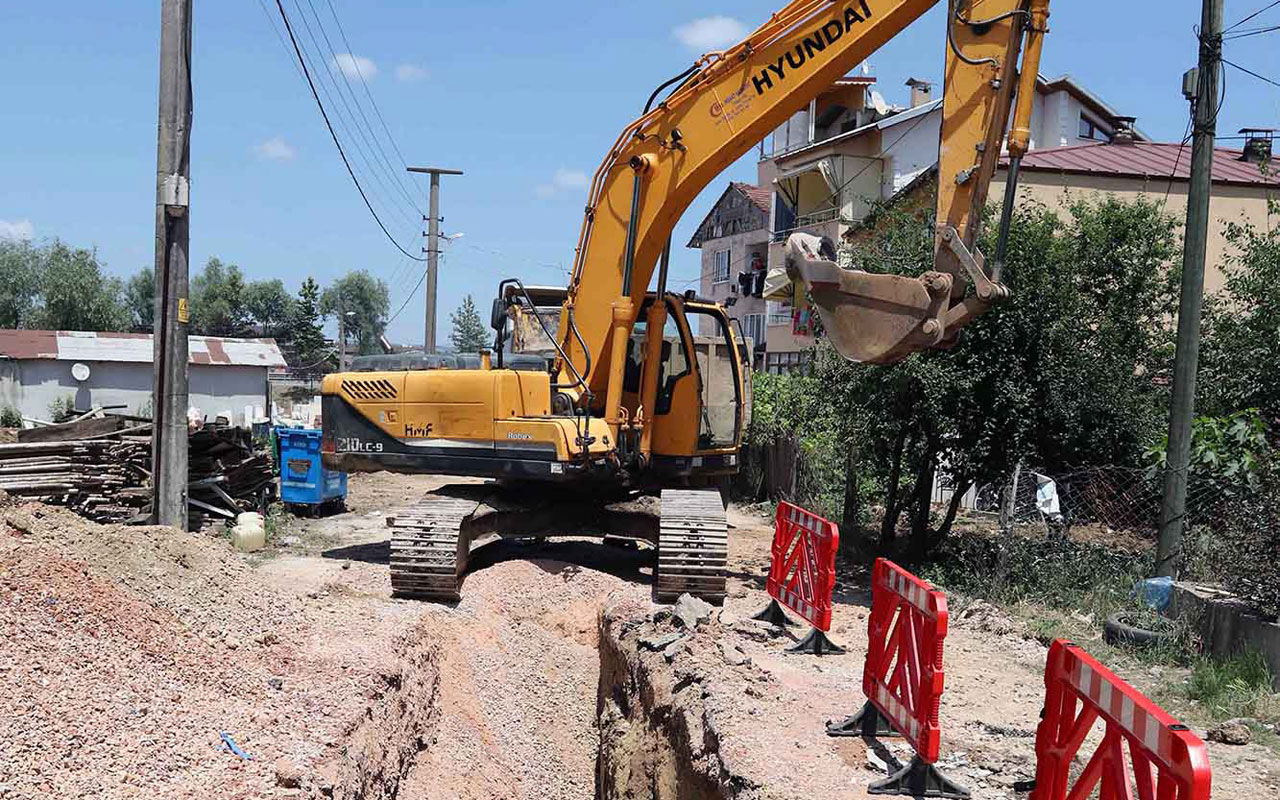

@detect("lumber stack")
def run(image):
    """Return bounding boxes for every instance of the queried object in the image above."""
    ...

[3,415,276,527]
[0,440,150,522]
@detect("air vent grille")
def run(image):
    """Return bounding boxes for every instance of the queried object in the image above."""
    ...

[341,378,398,401]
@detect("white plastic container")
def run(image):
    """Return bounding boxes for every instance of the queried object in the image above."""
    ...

[231,511,265,552]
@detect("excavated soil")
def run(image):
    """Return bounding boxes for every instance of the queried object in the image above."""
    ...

[4,472,1279,799]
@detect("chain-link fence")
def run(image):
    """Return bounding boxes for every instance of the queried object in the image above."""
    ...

[967,465,1241,543]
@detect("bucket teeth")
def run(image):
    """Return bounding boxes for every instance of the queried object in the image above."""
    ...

[655,489,728,604]
[387,494,479,602]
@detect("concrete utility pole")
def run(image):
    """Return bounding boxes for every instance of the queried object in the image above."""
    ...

[1156,0,1223,577]
[407,166,462,353]
[152,0,193,529]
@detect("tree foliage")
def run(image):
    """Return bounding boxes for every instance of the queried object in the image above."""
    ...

[1198,210,1280,426]
[125,268,155,331]
[449,294,489,353]
[752,188,1182,554]
[190,256,248,336]
[243,278,296,338]
[291,277,328,368]
[320,270,390,355]
[26,241,130,331]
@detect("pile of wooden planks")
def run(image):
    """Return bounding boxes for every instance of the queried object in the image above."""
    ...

[3,414,275,527]
[0,439,149,522]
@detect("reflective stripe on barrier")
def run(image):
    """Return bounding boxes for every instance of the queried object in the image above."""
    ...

[1031,640,1212,800]
[862,558,948,764]
[765,501,839,632]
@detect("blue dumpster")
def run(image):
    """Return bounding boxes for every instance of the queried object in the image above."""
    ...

[277,427,347,508]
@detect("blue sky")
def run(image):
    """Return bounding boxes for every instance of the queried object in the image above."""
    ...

[1,1,1277,344]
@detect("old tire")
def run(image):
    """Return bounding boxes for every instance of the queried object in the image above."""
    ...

[1104,613,1174,647]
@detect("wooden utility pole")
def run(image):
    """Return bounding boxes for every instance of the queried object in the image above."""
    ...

[152,0,193,529]
[407,166,462,353]
[1156,0,1223,577]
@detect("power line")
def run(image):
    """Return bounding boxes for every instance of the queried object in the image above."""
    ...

[1225,0,1280,31]
[287,0,420,231]
[387,253,440,324]
[297,0,424,215]
[322,0,415,171]
[273,0,425,262]
[1223,23,1280,39]
[1223,57,1280,89]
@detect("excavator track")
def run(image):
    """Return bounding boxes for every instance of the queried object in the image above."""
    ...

[655,489,729,603]
[387,494,480,601]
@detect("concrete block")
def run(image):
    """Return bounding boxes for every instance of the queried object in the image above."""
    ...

[1170,581,1280,691]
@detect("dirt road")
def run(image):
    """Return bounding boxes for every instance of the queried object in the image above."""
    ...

[4,471,1277,798]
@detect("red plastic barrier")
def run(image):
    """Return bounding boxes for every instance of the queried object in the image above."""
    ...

[765,501,839,632]
[1031,640,1212,800]
[863,558,949,763]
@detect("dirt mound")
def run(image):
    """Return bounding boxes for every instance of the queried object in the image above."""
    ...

[0,501,414,799]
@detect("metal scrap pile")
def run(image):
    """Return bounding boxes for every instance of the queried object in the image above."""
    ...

[1,413,274,527]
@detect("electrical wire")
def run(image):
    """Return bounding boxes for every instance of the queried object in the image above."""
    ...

[298,0,424,215]
[287,0,421,230]
[323,0,415,172]
[274,0,426,262]
[1224,24,1280,40]
[386,255,435,324]
[1223,57,1280,89]
[1225,0,1280,32]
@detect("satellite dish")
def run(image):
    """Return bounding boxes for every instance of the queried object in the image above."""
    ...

[71,362,91,382]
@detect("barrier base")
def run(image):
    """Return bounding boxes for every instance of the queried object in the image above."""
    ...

[868,755,970,799]
[750,598,796,627]
[786,627,846,656]
[826,700,900,738]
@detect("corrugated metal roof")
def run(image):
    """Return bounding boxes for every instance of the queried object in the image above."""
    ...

[0,329,288,367]
[1006,141,1280,187]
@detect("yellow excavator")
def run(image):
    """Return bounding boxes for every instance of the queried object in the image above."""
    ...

[321,0,1050,602]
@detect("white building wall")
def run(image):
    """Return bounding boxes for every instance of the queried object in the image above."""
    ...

[880,111,943,197]
[0,360,269,426]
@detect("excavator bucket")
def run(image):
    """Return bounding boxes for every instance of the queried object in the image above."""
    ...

[771,233,956,365]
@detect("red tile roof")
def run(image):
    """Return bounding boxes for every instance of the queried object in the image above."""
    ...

[733,182,772,214]
[1004,141,1279,187]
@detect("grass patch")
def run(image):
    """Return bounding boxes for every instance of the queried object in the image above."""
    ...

[1183,650,1279,722]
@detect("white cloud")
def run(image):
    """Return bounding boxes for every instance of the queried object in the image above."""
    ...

[254,136,296,161]
[534,168,589,198]
[331,53,377,81]
[673,16,747,51]
[0,219,33,241]
[395,63,429,82]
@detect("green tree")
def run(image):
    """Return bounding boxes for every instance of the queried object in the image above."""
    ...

[449,294,489,353]
[1198,208,1280,425]
[766,187,1180,555]
[28,241,129,331]
[291,277,328,368]
[125,268,155,331]
[320,270,390,355]
[0,239,39,328]
[243,278,296,338]
[190,256,248,336]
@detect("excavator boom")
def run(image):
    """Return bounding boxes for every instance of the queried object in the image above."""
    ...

[559,0,1049,400]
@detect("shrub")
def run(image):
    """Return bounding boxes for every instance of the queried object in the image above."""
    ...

[0,406,21,428]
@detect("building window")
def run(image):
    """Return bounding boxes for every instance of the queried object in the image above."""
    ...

[767,300,792,327]
[765,351,809,375]
[712,249,730,283]
[740,314,765,351]
[1078,115,1111,142]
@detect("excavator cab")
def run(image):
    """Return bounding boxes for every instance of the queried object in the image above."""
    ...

[623,294,743,479]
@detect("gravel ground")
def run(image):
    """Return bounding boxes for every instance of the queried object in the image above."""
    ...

[4,472,1277,799]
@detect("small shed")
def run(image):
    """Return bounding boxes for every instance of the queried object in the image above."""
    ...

[0,330,287,427]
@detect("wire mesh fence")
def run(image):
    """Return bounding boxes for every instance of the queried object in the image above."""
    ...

[968,465,1243,543]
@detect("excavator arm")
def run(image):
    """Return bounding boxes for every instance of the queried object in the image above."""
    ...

[554,0,1049,426]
